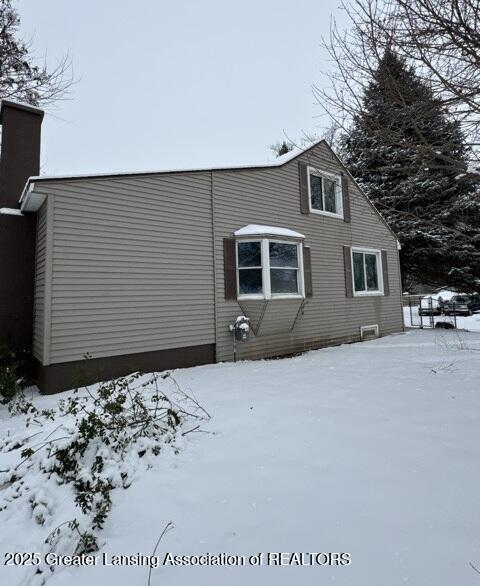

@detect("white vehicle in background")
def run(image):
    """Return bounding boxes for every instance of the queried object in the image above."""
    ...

[418,296,442,316]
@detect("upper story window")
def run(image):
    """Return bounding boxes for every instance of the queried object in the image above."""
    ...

[308,167,343,219]
[351,248,383,296]
[237,239,304,300]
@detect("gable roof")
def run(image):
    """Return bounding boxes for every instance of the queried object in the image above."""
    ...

[20,140,322,211]
[22,140,318,187]
[20,139,399,244]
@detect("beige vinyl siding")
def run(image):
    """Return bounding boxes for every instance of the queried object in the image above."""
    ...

[213,142,403,362]
[237,298,304,336]
[34,140,402,368]
[32,200,48,361]
[256,299,305,336]
[38,173,215,364]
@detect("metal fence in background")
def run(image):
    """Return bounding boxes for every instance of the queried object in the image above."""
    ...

[403,295,458,329]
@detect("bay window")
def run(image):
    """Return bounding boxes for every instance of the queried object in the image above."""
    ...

[237,241,263,295]
[237,239,304,299]
[269,242,299,294]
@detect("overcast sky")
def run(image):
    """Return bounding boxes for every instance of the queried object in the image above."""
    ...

[17,0,346,176]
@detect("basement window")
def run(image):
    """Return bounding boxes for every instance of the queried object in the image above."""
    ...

[237,239,304,300]
[360,324,379,340]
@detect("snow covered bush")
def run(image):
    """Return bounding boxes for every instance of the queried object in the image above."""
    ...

[0,371,209,581]
[0,346,29,405]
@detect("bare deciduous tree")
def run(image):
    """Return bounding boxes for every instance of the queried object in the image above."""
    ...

[315,0,480,176]
[315,0,480,289]
[0,0,73,107]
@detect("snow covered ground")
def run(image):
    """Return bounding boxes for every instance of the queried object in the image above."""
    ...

[1,329,480,586]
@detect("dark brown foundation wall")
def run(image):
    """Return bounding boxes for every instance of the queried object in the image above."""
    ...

[36,344,215,394]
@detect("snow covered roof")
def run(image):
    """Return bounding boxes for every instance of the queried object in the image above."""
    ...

[20,140,323,211]
[234,224,305,239]
[18,139,400,246]
[24,141,318,186]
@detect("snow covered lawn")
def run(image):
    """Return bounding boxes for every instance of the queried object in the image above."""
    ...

[1,329,480,586]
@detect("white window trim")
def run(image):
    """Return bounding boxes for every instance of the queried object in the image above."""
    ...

[351,247,384,297]
[236,239,264,300]
[236,238,305,301]
[307,166,344,220]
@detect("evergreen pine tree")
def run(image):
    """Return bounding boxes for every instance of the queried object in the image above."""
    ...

[277,141,292,156]
[341,49,479,291]
[270,140,294,158]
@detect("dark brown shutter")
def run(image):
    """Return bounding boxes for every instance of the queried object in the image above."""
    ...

[223,238,237,300]
[298,162,309,215]
[303,245,313,297]
[381,249,390,296]
[343,245,353,298]
[341,173,351,223]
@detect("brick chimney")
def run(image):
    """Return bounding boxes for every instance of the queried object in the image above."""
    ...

[0,100,44,353]
[0,100,44,208]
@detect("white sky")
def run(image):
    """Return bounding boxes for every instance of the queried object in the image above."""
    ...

[17,0,346,176]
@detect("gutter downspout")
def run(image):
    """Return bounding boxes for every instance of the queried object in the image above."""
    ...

[210,170,218,361]
[43,195,54,365]
[396,239,405,331]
